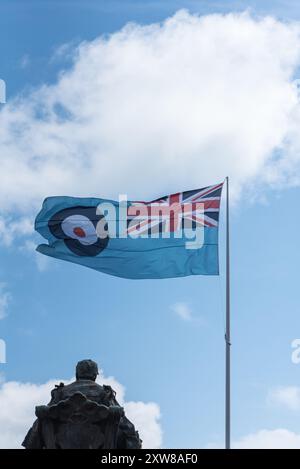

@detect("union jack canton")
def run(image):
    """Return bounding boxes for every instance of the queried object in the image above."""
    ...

[127,182,223,237]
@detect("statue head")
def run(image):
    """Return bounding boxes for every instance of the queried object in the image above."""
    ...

[76,359,99,381]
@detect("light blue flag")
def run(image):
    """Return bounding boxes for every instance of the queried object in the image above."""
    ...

[35,183,223,279]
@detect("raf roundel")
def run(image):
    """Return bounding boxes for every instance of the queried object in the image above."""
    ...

[48,206,109,256]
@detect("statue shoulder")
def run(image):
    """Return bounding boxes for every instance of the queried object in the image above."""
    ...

[49,380,117,406]
[102,384,117,404]
[49,382,65,404]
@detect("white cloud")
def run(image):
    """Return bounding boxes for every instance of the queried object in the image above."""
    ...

[233,428,300,449]
[0,217,33,246]
[0,283,11,320]
[171,302,193,321]
[0,372,162,449]
[124,402,162,449]
[208,428,300,449]
[20,239,50,272]
[171,302,205,324]
[20,54,30,70]
[268,386,300,411]
[210,385,300,448]
[1,10,300,218]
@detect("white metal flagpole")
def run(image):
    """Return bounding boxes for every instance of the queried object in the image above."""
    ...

[225,176,231,449]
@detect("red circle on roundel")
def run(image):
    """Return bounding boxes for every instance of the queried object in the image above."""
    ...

[73,227,86,238]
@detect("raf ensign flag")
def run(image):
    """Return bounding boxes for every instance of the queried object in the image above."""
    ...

[35,182,223,279]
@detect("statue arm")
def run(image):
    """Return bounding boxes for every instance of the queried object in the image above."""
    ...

[102,386,142,449]
[23,384,65,448]
[22,419,44,449]
[48,382,65,405]
[103,384,119,406]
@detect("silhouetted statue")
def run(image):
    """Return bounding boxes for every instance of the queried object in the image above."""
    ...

[22,360,142,449]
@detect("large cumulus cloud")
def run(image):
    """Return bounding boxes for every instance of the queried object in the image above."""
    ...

[1,10,300,217]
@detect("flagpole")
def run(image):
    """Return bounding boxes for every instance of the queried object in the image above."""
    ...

[225,176,231,449]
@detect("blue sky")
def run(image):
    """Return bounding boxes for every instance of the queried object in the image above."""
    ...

[1,0,300,449]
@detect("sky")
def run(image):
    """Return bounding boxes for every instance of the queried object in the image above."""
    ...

[1,0,300,449]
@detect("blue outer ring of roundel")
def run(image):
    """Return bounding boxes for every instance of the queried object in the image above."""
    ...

[48,206,109,256]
